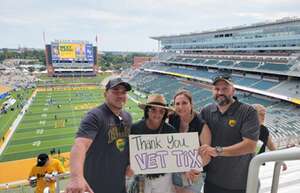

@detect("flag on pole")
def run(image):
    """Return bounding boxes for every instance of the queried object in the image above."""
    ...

[43,31,46,44]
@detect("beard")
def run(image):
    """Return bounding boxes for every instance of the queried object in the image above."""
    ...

[214,95,232,106]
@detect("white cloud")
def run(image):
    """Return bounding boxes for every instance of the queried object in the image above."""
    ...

[1,0,300,51]
[0,16,33,25]
[80,9,147,24]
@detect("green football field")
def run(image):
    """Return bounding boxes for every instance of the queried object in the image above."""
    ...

[0,89,34,138]
[36,73,111,85]
[0,87,143,162]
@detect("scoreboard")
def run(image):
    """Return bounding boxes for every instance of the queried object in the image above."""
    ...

[51,42,94,62]
[46,40,98,77]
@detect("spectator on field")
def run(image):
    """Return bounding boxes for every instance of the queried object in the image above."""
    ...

[199,74,260,193]
[253,104,287,171]
[28,153,65,193]
[169,90,211,193]
[50,148,56,155]
[65,78,132,193]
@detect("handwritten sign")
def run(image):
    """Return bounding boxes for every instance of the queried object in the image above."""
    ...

[129,132,203,174]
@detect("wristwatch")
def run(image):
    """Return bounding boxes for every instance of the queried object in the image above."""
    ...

[215,146,223,156]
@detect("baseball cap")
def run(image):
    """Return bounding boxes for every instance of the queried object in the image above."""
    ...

[37,153,49,167]
[105,78,131,91]
[212,74,234,86]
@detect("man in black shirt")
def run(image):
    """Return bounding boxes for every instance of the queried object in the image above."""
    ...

[199,75,260,193]
[66,78,132,193]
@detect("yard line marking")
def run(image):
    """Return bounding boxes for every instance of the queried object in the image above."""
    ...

[32,141,41,147]
[36,129,44,134]
[39,120,46,125]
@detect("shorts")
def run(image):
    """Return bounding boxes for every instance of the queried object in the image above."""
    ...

[144,173,174,193]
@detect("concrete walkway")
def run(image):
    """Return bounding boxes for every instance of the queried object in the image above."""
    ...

[259,150,300,193]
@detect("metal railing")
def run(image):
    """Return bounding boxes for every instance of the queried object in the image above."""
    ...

[2,148,300,193]
[246,147,300,193]
[0,172,70,193]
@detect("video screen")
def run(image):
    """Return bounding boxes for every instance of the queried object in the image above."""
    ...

[51,43,94,62]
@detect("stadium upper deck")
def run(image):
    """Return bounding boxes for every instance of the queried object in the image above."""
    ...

[151,17,300,52]
[146,17,300,105]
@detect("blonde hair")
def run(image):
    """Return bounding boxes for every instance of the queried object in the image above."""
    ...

[252,104,266,114]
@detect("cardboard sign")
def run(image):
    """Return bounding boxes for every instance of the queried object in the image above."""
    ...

[129,132,203,174]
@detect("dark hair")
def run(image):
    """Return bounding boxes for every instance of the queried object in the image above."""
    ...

[37,153,49,167]
[144,106,168,122]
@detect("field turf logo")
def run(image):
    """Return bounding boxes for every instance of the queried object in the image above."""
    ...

[228,119,237,127]
[116,138,126,152]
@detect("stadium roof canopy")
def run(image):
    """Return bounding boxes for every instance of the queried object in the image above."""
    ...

[151,17,300,40]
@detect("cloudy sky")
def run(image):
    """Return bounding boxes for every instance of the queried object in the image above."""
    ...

[1,0,300,51]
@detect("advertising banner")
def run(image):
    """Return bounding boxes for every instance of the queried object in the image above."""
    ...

[51,43,94,62]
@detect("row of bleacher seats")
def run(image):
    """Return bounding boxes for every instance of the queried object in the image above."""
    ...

[130,71,276,108]
[235,61,260,68]
[269,80,300,98]
[1,64,36,89]
[264,102,300,140]
[166,57,295,72]
[258,62,293,71]
[128,71,300,142]
[53,72,96,77]
[142,62,280,90]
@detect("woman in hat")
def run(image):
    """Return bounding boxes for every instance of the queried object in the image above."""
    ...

[169,90,211,193]
[130,94,176,193]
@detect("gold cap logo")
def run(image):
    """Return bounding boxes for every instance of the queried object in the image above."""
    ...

[228,119,237,127]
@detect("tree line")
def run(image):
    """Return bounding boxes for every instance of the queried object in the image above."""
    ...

[0,49,154,70]
[0,49,46,64]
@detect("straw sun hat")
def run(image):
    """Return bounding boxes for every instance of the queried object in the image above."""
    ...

[138,94,173,112]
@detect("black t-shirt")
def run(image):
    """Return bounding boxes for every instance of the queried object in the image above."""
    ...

[131,119,176,135]
[168,113,204,136]
[76,103,132,193]
[131,119,176,179]
[258,125,270,154]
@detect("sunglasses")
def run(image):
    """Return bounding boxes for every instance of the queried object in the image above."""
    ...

[213,74,232,82]
[149,107,167,114]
